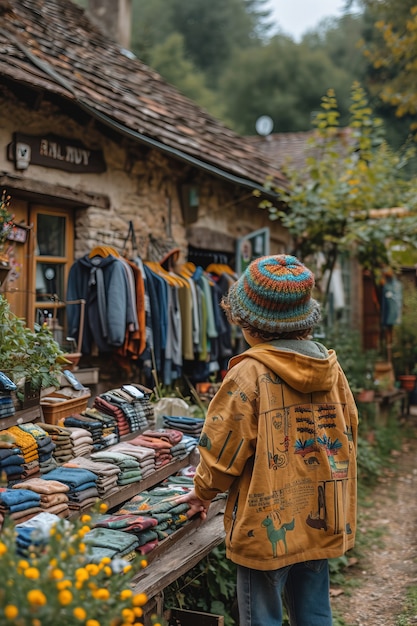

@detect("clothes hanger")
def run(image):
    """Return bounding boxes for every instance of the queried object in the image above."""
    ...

[89,245,120,258]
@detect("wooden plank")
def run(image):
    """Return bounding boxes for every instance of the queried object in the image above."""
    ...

[132,510,226,599]
[0,405,43,430]
[143,497,225,565]
[166,608,224,626]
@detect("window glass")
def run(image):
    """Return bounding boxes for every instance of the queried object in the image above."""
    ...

[37,215,66,256]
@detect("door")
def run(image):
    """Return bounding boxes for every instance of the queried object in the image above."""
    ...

[29,205,74,345]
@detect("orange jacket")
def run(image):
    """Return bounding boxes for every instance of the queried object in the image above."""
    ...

[194,339,358,570]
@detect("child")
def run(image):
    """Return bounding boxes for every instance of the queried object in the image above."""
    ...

[177,254,358,626]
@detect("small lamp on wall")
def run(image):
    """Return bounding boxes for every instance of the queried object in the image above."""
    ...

[180,184,199,225]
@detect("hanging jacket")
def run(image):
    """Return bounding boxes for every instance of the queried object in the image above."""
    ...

[66,254,133,354]
[193,339,358,571]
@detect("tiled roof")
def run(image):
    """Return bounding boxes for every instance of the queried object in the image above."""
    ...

[247,128,354,172]
[0,0,287,192]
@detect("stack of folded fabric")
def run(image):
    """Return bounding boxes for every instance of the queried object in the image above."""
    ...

[93,395,131,437]
[40,423,74,464]
[63,456,121,500]
[12,476,70,518]
[82,407,119,447]
[0,486,42,524]
[0,391,15,419]
[0,371,17,419]
[128,432,173,469]
[171,434,198,459]
[142,428,191,461]
[93,512,159,555]
[162,415,205,439]
[65,427,94,457]
[63,414,105,451]
[83,526,139,563]
[41,466,99,513]
[109,441,155,478]
[0,445,26,484]
[90,450,143,486]
[115,483,191,553]
[15,511,63,556]
[3,426,40,484]
[18,422,57,475]
[99,388,150,433]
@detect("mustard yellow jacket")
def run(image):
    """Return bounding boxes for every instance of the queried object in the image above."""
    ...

[194,339,358,571]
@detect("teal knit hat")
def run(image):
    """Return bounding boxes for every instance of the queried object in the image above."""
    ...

[227,254,321,333]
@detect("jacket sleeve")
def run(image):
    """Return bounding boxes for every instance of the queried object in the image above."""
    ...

[193,369,258,502]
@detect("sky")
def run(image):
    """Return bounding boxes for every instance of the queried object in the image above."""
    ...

[265,0,348,41]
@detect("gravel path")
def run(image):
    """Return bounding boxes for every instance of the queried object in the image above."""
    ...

[331,420,417,625]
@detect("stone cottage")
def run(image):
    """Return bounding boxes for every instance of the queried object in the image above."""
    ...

[0,0,290,343]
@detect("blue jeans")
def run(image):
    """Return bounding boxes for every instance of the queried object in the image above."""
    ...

[236,559,332,626]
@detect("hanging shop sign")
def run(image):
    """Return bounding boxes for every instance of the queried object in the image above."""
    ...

[7,132,106,173]
[236,227,270,275]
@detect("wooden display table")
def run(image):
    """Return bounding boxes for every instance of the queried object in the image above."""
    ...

[132,498,226,626]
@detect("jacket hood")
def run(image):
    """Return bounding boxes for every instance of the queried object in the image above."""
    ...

[228,339,339,394]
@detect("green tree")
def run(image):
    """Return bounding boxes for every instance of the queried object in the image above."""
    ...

[261,83,417,311]
[358,0,417,136]
[219,34,355,134]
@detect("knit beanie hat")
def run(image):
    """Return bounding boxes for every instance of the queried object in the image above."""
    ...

[227,254,321,334]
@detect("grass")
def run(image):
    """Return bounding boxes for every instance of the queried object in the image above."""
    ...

[395,586,417,625]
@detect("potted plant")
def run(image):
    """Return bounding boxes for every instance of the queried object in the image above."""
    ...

[0,294,69,406]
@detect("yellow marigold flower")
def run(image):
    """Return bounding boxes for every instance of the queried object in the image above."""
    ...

[32,619,42,626]
[99,502,108,513]
[55,533,62,541]
[50,568,64,580]
[60,551,67,559]
[73,607,87,621]
[75,581,83,590]
[50,527,56,536]
[93,588,110,600]
[0,542,7,556]
[80,514,92,523]
[100,556,111,565]
[123,564,132,574]
[104,565,112,576]
[140,560,147,568]
[79,542,86,553]
[86,563,99,576]
[18,559,29,570]
[27,590,47,606]
[49,558,58,568]
[121,608,135,622]
[86,621,101,626]
[69,547,76,556]
[4,604,18,619]
[133,593,147,607]
[75,567,89,582]
[56,580,72,590]
[58,589,73,606]
[25,567,40,580]
[120,589,133,600]
[78,525,91,538]
[133,607,143,617]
